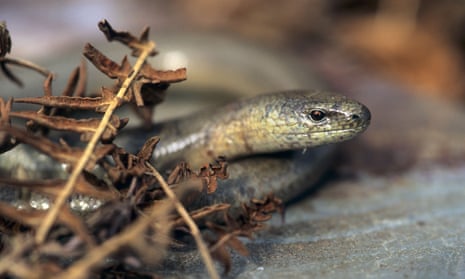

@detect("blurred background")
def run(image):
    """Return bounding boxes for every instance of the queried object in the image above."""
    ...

[2,0,465,101]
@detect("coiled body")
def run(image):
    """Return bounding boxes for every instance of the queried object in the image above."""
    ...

[118,90,371,207]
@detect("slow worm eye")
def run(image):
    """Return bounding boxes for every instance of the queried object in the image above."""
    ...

[351,114,360,120]
[308,109,326,122]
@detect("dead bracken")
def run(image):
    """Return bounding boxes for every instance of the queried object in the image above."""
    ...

[0,20,283,278]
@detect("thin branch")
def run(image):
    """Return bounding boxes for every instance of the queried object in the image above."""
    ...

[0,57,51,76]
[145,162,220,279]
[209,232,241,254]
[34,41,156,244]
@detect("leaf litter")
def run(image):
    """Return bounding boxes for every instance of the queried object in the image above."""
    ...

[0,20,284,278]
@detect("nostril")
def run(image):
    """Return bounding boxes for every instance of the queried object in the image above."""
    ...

[351,114,360,120]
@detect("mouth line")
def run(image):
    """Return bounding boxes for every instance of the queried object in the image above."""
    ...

[260,128,367,140]
[290,126,369,136]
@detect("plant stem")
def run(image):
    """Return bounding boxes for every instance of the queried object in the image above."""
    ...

[35,41,155,244]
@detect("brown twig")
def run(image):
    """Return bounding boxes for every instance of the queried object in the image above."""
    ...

[0,57,51,86]
[34,38,156,244]
[145,162,220,279]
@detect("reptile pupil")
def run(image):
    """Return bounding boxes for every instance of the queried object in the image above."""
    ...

[309,110,326,122]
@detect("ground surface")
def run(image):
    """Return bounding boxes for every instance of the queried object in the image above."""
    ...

[155,65,465,278]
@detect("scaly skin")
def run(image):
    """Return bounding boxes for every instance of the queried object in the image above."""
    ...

[118,90,371,208]
[122,90,371,169]
[1,90,370,210]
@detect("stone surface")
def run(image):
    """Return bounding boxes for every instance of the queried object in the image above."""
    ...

[157,58,465,278]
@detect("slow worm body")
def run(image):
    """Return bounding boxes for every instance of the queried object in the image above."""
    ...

[0,90,371,210]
